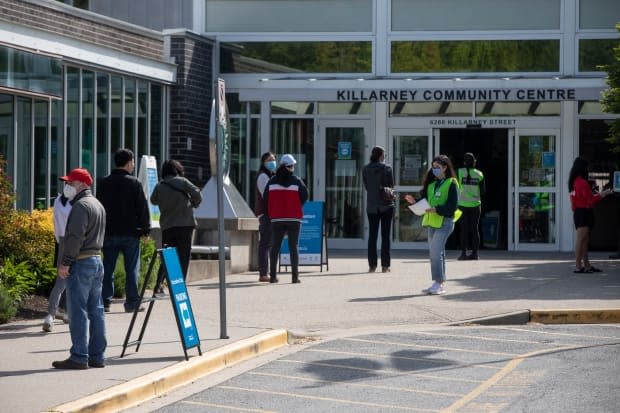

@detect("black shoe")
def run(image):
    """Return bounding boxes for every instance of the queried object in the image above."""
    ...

[457,253,468,261]
[88,360,105,368]
[467,253,479,260]
[125,306,145,313]
[292,276,301,284]
[381,267,390,273]
[368,266,377,273]
[269,276,279,283]
[104,304,110,313]
[52,358,88,370]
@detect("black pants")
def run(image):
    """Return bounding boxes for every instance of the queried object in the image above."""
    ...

[459,205,481,253]
[258,214,272,277]
[270,221,301,277]
[367,207,394,268]
[162,226,194,280]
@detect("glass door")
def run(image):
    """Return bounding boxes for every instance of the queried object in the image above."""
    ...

[514,129,560,250]
[317,120,369,248]
[390,129,432,248]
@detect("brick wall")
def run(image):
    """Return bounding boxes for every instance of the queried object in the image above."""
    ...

[168,32,214,188]
[0,0,164,61]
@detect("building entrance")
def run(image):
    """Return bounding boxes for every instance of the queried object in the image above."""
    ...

[439,128,509,251]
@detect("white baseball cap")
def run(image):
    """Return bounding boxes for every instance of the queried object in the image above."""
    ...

[280,154,297,166]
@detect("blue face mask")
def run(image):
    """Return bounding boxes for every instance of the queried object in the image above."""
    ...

[432,167,442,177]
[265,160,277,171]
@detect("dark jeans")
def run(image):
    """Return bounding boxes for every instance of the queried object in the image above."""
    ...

[459,205,481,253]
[162,226,194,280]
[102,236,141,311]
[270,221,301,277]
[367,207,394,268]
[258,215,272,277]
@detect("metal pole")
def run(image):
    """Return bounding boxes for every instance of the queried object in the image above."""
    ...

[215,80,228,339]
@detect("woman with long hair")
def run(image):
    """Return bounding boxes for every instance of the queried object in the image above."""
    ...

[405,155,459,295]
[568,156,611,273]
[255,151,277,282]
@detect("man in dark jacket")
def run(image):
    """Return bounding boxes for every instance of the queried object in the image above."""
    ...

[97,148,150,313]
[363,146,395,273]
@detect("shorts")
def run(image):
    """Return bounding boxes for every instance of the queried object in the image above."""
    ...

[573,208,594,229]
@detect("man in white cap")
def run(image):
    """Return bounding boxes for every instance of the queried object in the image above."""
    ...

[263,154,308,284]
[52,168,107,369]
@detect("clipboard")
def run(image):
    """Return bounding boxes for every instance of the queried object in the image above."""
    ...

[408,198,429,216]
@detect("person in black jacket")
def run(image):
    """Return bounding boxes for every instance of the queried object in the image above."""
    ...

[363,146,395,273]
[263,154,308,284]
[97,149,150,313]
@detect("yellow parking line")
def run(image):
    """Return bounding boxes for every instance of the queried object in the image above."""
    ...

[249,371,466,397]
[219,385,438,412]
[278,359,484,383]
[306,348,502,370]
[344,337,520,357]
[180,400,276,412]
[440,345,579,413]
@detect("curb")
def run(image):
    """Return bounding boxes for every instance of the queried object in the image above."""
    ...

[44,329,289,413]
[450,309,620,326]
[529,309,620,324]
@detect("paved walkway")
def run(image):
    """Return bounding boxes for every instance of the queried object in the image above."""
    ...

[1,250,619,412]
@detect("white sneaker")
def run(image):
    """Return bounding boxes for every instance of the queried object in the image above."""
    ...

[429,283,445,295]
[422,282,438,294]
[42,314,54,332]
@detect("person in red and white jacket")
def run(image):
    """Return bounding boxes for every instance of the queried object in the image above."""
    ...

[568,156,612,273]
[263,154,308,284]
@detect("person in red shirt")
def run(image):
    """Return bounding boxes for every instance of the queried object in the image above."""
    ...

[568,157,612,273]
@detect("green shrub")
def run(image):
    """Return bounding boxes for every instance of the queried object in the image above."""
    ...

[0,285,17,324]
[0,259,37,301]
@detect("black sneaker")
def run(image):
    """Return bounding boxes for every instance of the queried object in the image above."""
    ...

[467,253,479,260]
[269,276,279,283]
[457,253,468,261]
[52,358,88,370]
[104,304,111,313]
[88,360,105,368]
[125,306,145,313]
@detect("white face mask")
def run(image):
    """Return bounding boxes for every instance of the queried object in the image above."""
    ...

[63,183,77,200]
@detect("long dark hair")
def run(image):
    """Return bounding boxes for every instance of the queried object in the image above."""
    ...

[568,156,589,192]
[258,151,275,176]
[370,146,385,162]
[161,159,184,178]
[421,155,456,196]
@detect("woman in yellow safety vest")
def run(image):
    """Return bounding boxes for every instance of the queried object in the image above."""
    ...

[405,155,459,295]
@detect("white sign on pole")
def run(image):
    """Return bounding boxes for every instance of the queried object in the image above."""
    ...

[218,78,226,127]
[138,155,160,228]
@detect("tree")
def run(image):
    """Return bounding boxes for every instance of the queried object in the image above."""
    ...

[600,23,620,154]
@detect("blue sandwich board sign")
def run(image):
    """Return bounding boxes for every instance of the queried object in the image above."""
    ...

[161,247,200,350]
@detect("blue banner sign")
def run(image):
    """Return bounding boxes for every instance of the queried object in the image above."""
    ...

[161,247,200,349]
[280,201,324,265]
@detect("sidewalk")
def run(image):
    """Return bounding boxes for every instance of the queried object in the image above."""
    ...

[1,250,619,412]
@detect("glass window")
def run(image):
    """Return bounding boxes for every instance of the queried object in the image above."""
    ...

[519,135,556,187]
[392,40,560,73]
[82,70,94,171]
[0,94,12,167]
[34,100,48,209]
[518,192,556,244]
[248,117,261,209]
[111,76,122,153]
[137,80,148,157]
[150,84,163,166]
[50,99,61,193]
[124,78,136,155]
[16,98,32,210]
[229,117,248,200]
[221,42,372,73]
[392,0,560,31]
[579,39,620,72]
[96,73,109,178]
[0,45,62,97]
[226,93,246,115]
[579,0,620,30]
[476,102,560,116]
[272,102,314,115]
[66,67,80,170]
[271,118,314,194]
[578,101,604,115]
[318,102,371,115]
[206,0,372,32]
